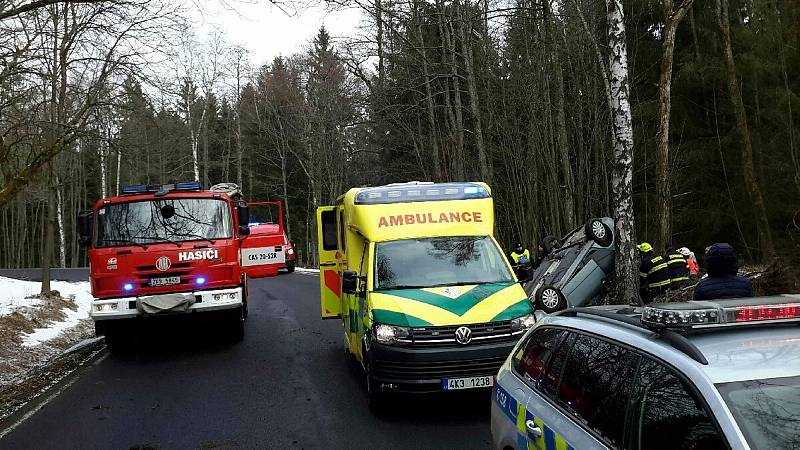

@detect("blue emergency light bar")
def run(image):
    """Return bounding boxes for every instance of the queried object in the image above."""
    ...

[121,181,203,196]
[354,182,490,205]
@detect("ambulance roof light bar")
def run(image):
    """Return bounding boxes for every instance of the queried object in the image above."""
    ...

[641,296,800,329]
[121,181,203,196]
[355,182,490,205]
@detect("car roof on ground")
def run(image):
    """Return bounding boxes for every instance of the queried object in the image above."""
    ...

[540,304,800,385]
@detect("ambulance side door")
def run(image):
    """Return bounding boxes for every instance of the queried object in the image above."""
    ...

[317,206,342,319]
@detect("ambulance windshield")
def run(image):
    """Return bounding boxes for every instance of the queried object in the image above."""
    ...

[95,198,232,247]
[374,236,514,290]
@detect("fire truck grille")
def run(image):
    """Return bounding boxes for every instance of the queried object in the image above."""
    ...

[134,262,193,288]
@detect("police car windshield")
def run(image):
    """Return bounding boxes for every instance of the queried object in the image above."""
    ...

[95,198,232,248]
[374,236,514,290]
[716,375,800,449]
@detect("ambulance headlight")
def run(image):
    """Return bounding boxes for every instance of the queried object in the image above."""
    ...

[373,323,410,344]
[511,313,536,331]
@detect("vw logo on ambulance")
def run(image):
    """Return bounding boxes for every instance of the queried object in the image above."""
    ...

[455,326,473,345]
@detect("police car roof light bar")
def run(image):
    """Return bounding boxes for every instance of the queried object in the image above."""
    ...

[642,297,800,330]
[557,307,709,365]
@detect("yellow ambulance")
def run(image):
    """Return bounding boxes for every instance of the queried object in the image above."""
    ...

[317,181,535,411]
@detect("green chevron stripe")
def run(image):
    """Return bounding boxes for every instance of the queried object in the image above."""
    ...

[491,299,533,321]
[378,282,513,316]
[372,309,432,327]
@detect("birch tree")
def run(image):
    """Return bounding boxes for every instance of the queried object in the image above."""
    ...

[605,0,638,302]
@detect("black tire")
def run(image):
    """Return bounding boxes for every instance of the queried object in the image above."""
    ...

[285,261,296,273]
[101,324,128,354]
[362,347,385,414]
[226,307,245,343]
[585,219,613,247]
[535,285,568,314]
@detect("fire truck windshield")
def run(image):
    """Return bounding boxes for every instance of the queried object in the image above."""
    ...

[95,198,232,248]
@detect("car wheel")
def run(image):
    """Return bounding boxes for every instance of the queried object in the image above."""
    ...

[585,219,613,247]
[364,351,384,414]
[536,285,567,313]
[227,307,245,343]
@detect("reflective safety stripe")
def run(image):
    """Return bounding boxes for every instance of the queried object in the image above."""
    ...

[671,276,689,282]
[649,279,671,288]
[639,272,648,278]
[495,384,574,450]
[647,262,668,274]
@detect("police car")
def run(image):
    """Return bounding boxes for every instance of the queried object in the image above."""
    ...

[491,296,800,450]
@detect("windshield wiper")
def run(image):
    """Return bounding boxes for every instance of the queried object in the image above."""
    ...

[135,236,182,248]
[175,233,216,245]
[99,238,147,250]
[378,284,428,290]
[430,281,484,288]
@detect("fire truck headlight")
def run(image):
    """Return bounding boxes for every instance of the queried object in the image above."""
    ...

[123,283,134,292]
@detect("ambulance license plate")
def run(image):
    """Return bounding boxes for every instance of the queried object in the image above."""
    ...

[149,276,180,287]
[442,376,493,390]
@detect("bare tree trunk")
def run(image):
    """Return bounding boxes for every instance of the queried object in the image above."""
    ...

[458,0,490,182]
[56,175,66,268]
[544,0,575,228]
[416,3,442,181]
[715,0,775,259]
[655,0,693,252]
[606,0,638,303]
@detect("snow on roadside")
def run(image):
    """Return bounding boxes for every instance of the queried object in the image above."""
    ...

[0,276,93,347]
[295,267,320,274]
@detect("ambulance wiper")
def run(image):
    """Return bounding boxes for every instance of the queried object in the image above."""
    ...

[431,281,483,288]
[136,235,182,247]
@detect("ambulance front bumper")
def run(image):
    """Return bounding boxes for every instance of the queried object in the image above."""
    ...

[369,339,516,393]
[91,287,243,321]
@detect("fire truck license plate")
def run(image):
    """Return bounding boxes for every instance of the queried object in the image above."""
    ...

[149,276,181,287]
[442,376,493,390]
[241,248,285,267]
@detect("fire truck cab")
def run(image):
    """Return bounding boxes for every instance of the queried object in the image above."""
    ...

[78,182,284,347]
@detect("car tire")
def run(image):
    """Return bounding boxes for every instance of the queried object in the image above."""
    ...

[285,261,296,273]
[227,307,245,343]
[363,350,385,414]
[101,325,128,354]
[585,219,613,247]
[536,285,568,313]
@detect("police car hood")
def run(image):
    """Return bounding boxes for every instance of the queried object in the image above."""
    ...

[370,282,532,327]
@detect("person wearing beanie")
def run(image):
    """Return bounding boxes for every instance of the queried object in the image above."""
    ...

[693,243,754,300]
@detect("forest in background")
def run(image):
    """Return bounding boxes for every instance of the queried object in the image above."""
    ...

[1,0,798,273]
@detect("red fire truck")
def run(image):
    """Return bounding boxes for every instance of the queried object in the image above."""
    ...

[247,200,296,273]
[78,182,285,348]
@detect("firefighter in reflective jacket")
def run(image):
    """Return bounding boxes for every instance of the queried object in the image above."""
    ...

[638,242,670,302]
[666,246,690,290]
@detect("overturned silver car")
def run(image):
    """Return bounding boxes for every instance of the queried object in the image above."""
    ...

[524,217,616,313]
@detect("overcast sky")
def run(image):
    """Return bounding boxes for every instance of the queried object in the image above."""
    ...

[193,1,365,66]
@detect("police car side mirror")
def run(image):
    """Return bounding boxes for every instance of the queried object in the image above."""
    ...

[77,210,93,248]
[342,270,358,295]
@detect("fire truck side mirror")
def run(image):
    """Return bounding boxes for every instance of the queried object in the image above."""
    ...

[77,210,93,247]
[342,270,358,295]
[237,203,250,237]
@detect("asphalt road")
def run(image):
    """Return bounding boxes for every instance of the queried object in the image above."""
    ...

[0,272,492,450]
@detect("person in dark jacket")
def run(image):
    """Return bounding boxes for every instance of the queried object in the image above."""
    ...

[665,246,690,290]
[693,243,754,300]
[638,242,670,302]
